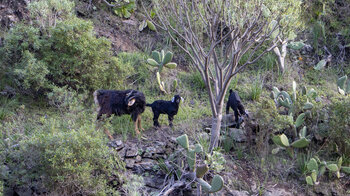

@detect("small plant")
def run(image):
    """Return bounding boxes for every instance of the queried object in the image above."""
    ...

[270,81,320,156]
[272,124,311,156]
[147,50,177,93]
[337,75,350,95]
[147,50,177,73]
[270,81,317,116]
[139,20,156,31]
[113,0,136,18]
[176,134,224,193]
[305,157,350,185]
[159,134,224,194]
[249,78,263,101]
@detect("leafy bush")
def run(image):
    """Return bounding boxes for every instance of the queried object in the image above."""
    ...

[328,97,350,156]
[2,122,122,195]
[0,0,117,96]
[249,97,293,154]
[0,88,124,195]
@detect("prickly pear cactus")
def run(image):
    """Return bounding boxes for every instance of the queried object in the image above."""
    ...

[147,50,178,93]
[337,75,350,95]
[175,134,225,193]
[147,50,177,73]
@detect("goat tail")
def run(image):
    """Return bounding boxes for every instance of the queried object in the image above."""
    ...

[146,103,152,107]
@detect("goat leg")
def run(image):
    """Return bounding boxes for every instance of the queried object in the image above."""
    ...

[134,119,140,135]
[104,128,114,140]
[138,115,144,131]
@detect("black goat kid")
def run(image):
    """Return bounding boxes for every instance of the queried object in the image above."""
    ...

[147,95,183,127]
[226,89,249,129]
[94,89,146,139]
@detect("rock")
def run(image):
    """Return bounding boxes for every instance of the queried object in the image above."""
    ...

[125,143,140,158]
[122,19,137,26]
[136,158,157,171]
[14,187,32,196]
[143,146,156,158]
[117,148,126,159]
[135,155,142,163]
[199,132,210,141]
[108,140,123,148]
[229,128,247,142]
[125,159,136,169]
[315,96,321,102]
[263,188,293,196]
[144,175,164,189]
[0,86,16,98]
[230,190,249,196]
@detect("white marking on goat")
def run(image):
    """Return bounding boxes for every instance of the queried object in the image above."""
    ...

[171,96,175,102]
[93,90,101,113]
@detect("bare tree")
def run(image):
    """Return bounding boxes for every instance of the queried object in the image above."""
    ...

[144,0,280,152]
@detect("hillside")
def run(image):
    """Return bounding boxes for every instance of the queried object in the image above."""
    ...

[1,0,350,195]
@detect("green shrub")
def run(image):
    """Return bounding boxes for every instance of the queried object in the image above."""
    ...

[0,90,124,195]
[178,69,206,92]
[328,97,350,156]
[0,0,117,96]
[249,97,293,154]
[2,122,122,195]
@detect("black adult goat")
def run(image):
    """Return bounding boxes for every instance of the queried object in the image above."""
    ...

[146,95,183,127]
[226,89,249,129]
[93,89,146,138]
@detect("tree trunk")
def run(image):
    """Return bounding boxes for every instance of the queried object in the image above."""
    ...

[209,104,223,153]
[273,40,287,73]
[277,54,285,73]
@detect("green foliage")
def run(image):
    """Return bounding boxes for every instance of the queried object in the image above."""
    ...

[139,20,157,31]
[174,134,224,194]
[147,50,177,73]
[304,156,348,186]
[263,0,303,40]
[337,75,350,95]
[0,0,116,97]
[313,59,327,70]
[178,69,206,92]
[0,90,124,195]
[147,50,177,93]
[249,97,293,153]
[113,0,136,18]
[121,174,145,196]
[287,41,305,50]
[176,134,189,150]
[249,77,263,101]
[328,97,350,156]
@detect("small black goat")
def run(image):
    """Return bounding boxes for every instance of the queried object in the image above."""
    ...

[93,89,146,138]
[146,95,183,127]
[226,89,249,129]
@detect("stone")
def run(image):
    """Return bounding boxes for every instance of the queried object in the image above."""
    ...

[135,155,142,163]
[137,158,157,171]
[117,148,126,159]
[263,188,293,196]
[125,143,140,158]
[143,146,156,158]
[125,159,136,169]
[14,187,32,196]
[229,128,247,142]
[230,190,249,196]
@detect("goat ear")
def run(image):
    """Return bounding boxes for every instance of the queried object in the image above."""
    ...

[128,98,136,106]
[181,97,184,102]
[171,96,175,102]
